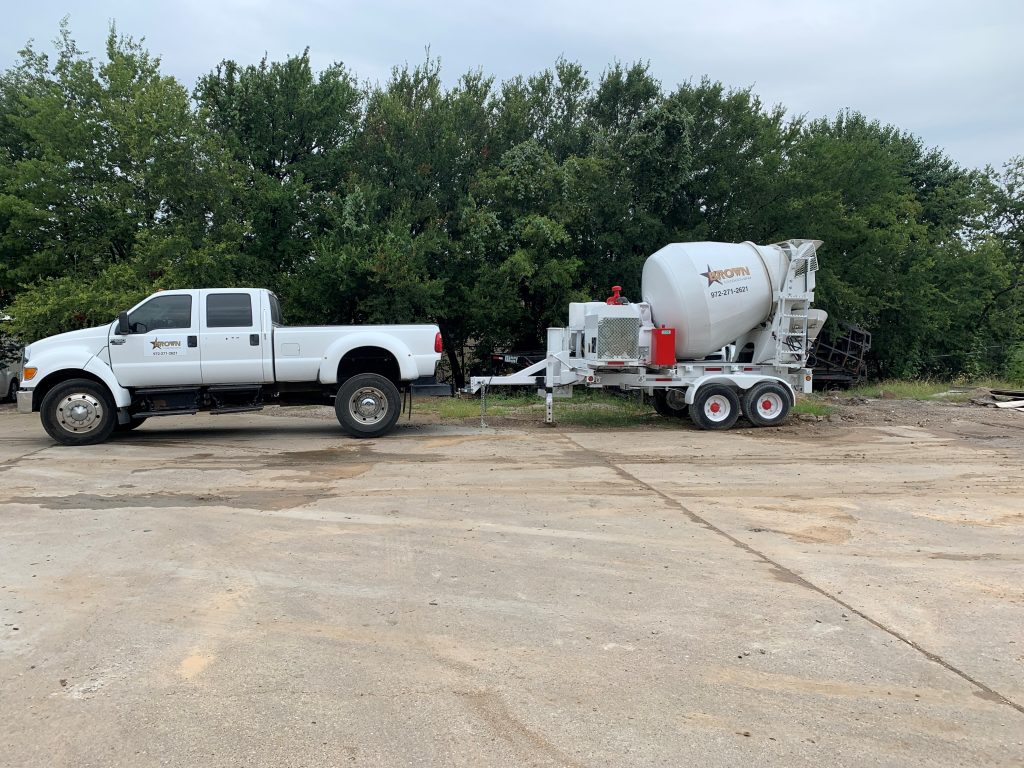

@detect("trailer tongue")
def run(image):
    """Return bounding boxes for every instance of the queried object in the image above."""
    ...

[467,239,827,430]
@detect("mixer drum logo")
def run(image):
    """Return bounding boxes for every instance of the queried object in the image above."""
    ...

[700,264,751,287]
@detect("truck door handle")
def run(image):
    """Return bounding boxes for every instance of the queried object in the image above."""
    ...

[249,334,259,346]
[188,335,198,348]
[110,338,126,345]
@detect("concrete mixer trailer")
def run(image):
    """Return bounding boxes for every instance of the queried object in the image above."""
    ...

[467,239,827,430]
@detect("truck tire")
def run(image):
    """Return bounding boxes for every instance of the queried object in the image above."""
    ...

[690,385,740,430]
[40,379,117,446]
[335,373,402,438]
[742,382,791,427]
[7,379,18,403]
[652,388,689,418]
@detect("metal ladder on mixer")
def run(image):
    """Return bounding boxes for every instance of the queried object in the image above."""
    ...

[771,242,819,368]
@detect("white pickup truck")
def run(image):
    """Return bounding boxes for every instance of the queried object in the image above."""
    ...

[17,288,442,445]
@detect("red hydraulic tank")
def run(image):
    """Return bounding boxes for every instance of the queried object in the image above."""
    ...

[651,326,676,366]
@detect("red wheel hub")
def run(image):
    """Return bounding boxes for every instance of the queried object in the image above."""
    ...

[709,402,721,414]
[761,399,772,411]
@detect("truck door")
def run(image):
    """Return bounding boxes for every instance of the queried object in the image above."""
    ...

[109,292,202,387]
[199,290,269,384]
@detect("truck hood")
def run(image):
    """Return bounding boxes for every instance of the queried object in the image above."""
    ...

[26,323,112,361]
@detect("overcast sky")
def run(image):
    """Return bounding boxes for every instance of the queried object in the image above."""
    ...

[2,0,1020,170]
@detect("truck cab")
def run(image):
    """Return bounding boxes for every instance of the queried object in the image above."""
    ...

[18,288,442,445]
[108,289,276,387]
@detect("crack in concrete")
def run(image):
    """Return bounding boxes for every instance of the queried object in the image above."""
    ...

[558,431,1024,718]
[0,445,53,472]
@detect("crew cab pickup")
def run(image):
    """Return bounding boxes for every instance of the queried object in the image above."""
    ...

[17,288,442,445]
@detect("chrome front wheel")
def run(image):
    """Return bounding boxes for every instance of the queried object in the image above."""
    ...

[40,379,117,445]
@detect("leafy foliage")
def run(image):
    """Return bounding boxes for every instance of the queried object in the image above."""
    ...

[1,23,1021,382]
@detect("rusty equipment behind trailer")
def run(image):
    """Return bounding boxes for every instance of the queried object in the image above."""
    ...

[809,324,871,389]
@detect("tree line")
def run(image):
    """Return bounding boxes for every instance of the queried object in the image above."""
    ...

[1,24,1021,386]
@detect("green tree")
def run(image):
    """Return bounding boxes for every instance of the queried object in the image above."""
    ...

[778,111,979,376]
[1,23,224,339]
[193,50,363,291]
[670,78,798,242]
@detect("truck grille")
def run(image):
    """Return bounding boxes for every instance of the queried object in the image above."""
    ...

[597,318,641,359]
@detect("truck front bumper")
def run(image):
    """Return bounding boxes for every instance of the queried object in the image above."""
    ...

[16,390,33,413]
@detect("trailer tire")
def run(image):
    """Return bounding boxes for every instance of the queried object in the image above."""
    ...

[652,389,688,418]
[690,385,740,430]
[40,379,117,446]
[335,373,401,438]
[742,382,791,427]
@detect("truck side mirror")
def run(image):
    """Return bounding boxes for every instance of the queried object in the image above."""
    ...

[117,311,131,335]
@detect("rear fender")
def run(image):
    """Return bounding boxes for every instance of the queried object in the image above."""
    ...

[320,333,418,384]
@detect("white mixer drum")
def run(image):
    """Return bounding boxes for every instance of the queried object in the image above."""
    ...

[641,241,789,360]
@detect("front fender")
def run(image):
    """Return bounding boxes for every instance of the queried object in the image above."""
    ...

[25,349,132,409]
[684,374,795,406]
[319,332,418,384]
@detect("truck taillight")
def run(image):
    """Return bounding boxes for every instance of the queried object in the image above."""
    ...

[434,332,443,353]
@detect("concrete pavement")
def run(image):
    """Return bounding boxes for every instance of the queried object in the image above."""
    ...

[1,407,1022,766]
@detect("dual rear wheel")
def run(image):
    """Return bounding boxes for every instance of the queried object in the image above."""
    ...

[335,373,402,438]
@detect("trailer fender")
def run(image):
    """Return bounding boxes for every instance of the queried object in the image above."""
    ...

[684,375,795,406]
[319,332,418,384]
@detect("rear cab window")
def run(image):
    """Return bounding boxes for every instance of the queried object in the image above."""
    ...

[206,294,253,327]
[269,293,283,326]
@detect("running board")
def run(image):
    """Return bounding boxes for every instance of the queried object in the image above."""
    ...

[210,405,265,415]
[132,408,198,417]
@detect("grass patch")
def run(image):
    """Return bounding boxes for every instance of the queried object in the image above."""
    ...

[842,378,1023,402]
[845,380,950,400]
[418,389,660,427]
[792,399,836,417]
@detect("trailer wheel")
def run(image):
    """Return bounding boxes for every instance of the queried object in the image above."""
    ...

[652,389,689,418]
[742,382,791,427]
[690,385,740,430]
[40,379,117,446]
[335,373,401,438]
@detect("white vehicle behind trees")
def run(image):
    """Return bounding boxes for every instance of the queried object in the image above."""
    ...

[17,288,442,445]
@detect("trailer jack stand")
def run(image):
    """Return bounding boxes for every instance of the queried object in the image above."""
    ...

[545,388,554,425]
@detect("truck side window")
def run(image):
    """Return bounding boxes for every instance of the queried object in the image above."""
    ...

[128,295,193,333]
[269,293,283,326]
[207,294,253,328]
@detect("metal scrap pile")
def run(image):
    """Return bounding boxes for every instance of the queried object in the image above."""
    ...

[972,388,1024,412]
